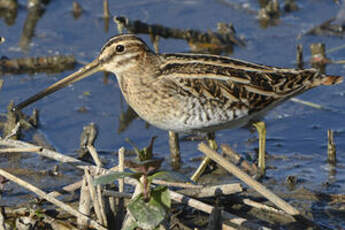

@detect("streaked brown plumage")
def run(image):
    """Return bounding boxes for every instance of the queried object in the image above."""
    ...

[14,34,343,134]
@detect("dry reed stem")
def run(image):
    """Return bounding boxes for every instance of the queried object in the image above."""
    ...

[327,129,336,164]
[77,177,91,229]
[0,168,106,230]
[221,144,257,175]
[152,179,204,189]
[253,121,266,174]
[0,138,115,174]
[48,180,83,198]
[243,199,293,217]
[290,98,324,110]
[103,0,110,18]
[85,169,105,226]
[87,145,103,167]
[0,147,42,153]
[168,131,181,170]
[118,147,125,193]
[97,185,108,227]
[198,142,300,216]
[0,208,6,230]
[177,183,242,198]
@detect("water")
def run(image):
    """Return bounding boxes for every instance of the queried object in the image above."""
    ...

[0,0,344,228]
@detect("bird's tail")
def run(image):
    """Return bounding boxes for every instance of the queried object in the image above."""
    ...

[320,75,343,86]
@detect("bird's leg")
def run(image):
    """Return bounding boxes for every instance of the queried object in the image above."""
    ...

[253,121,266,175]
[191,132,217,182]
[169,131,181,170]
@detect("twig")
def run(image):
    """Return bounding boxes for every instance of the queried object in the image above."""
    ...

[221,144,257,175]
[103,0,110,18]
[48,180,83,198]
[77,177,91,229]
[85,169,105,226]
[0,168,106,230]
[327,129,336,164]
[0,147,42,153]
[198,142,300,216]
[177,183,242,198]
[0,138,113,174]
[242,198,291,216]
[0,207,6,230]
[290,98,324,110]
[87,145,103,167]
[97,184,108,227]
[152,179,203,189]
[253,121,266,174]
[4,122,21,140]
[169,131,181,170]
[118,147,125,193]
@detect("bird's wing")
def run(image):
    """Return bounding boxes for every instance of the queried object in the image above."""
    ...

[158,53,319,113]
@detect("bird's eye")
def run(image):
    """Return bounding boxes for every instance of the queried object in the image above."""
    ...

[116,44,125,53]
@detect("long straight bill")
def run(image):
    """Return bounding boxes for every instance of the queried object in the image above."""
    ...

[14,59,102,111]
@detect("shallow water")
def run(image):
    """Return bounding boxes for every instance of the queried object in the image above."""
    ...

[0,0,345,228]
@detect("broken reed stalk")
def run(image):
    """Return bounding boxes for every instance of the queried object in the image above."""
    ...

[152,180,203,189]
[115,147,126,226]
[253,121,266,174]
[177,183,242,198]
[97,185,108,227]
[221,144,257,175]
[290,98,324,110]
[77,177,91,229]
[0,147,42,153]
[0,138,113,174]
[327,129,336,164]
[296,44,303,69]
[48,180,82,198]
[198,142,300,216]
[87,145,103,167]
[103,0,110,18]
[85,169,106,226]
[118,147,125,193]
[0,168,107,230]
[168,131,181,170]
[242,198,289,216]
[0,208,6,230]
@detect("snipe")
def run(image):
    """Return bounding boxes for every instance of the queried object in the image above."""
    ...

[14,34,343,178]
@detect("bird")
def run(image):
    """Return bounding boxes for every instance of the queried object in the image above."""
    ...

[14,34,343,178]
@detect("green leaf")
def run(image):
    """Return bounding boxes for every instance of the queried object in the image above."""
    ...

[93,171,135,185]
[120,216,139,230]
[151,186,171,209]
[127,194,167,229]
